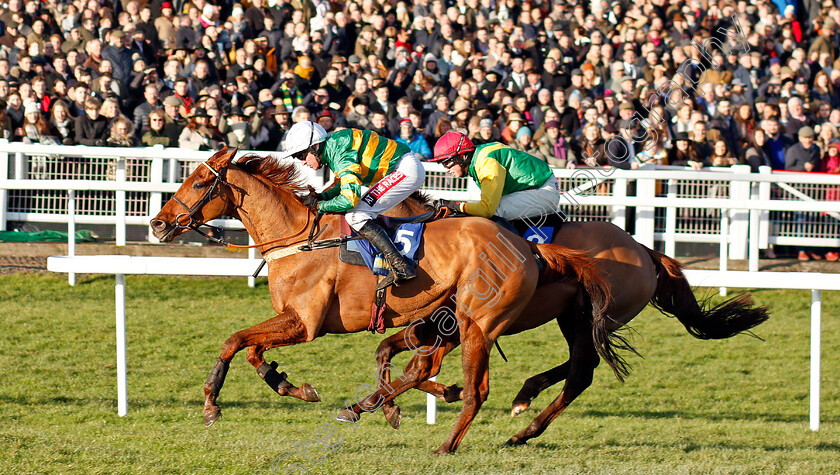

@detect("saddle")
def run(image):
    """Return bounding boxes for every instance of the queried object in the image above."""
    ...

[338,209,444,267]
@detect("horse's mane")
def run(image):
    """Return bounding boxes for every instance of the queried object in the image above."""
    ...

[236,154,310,196]
[232,153,434,210]
[408,190,434,209]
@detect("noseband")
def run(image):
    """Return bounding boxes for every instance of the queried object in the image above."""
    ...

[172,161,229,244]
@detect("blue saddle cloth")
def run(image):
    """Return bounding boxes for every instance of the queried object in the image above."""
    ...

[349,222,425,276]
[491,213,565,244]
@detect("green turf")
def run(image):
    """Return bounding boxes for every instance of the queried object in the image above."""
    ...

[1,273,838,474]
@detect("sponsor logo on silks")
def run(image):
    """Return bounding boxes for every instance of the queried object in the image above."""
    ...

[362,171,407,206]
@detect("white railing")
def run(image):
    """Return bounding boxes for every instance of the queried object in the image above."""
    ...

[4,142,840,270]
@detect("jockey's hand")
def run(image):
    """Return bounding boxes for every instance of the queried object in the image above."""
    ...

[302,194,321,211]
[435,199,464,215]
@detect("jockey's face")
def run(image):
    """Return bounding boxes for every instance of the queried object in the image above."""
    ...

[442,157,465,178]
[303,151,322,170]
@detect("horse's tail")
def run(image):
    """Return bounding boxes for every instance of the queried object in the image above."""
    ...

[644,247,770,340]
[530,242,611,330]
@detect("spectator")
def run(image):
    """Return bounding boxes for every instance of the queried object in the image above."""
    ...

[744,129,772,173]
[474,117,497,145]
[668,132,705,170]
[179,107,219,151]
[395,118,431,159]
[535,120,573,168]
[142,109,176,147]
[344,96,371,130]
[133,83,159,137]
[786,126,821,172]
[21,101,55,144]
[74,97,109,146]
[106,117,139,147]
[225,106,253,149]
[48,100,74,145]
[161,94,186,138]
[710,140,739,167]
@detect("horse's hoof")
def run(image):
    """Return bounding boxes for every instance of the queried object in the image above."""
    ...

[505,437,527,447]
[443,384,462,403]
[335,408,360,424]
[511,401,530,417]
[301,383,321,402]
[433,445,454,455]
[204,407,221,427]
[384,404,401,429]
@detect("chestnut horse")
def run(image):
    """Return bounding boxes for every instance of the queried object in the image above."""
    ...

[347,191,770,446]
[149,148,611,454]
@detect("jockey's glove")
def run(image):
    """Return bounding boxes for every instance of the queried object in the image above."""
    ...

[302,194,321,211]
[435,199,464,215]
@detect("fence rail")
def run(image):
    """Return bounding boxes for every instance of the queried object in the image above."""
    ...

[4,141,840,272]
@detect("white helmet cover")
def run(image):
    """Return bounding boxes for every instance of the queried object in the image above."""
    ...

[278,121,328,160]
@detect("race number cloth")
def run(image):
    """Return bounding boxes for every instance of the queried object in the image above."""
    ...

[355,222,424,276]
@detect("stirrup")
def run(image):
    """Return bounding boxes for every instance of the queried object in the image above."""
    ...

[376,269,416,291]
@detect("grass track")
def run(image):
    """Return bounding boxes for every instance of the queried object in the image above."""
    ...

[1,273,839,474]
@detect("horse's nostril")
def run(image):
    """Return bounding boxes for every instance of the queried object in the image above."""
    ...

[151,219,165,230]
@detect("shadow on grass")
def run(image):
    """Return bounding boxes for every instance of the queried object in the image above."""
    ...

[526,439,840,453]
[577,407,835,424]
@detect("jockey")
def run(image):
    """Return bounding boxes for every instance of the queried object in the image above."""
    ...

[279,121,426,290]
[430,131,561,221]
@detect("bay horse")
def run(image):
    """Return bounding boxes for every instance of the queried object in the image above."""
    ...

[345,190,770,446]
[149,147,611,454]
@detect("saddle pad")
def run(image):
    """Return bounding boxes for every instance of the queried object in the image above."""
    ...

[496,212,565,244]
[338,217,424,275]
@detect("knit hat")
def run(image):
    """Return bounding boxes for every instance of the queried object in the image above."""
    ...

[516,127,532,139]
[24,102,40,115]
[479,118,494,129]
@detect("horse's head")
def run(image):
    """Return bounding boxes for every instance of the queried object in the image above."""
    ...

[150,147,239,242]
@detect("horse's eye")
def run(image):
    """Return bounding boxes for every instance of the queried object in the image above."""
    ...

[192,181,205,190]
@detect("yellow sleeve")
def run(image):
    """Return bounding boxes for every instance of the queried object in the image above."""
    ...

[463,155,506,218]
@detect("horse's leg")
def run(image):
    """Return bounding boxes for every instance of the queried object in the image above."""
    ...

[373,324,464,428]
[434,318,491,454]
[336,342,451,425]
[511,314,575,416]
[505,308,599,446]
[203,311,317,427]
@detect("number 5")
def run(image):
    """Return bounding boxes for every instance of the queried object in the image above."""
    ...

[395,229,415,256]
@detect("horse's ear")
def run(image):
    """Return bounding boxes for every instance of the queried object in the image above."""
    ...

[216,146,239,168]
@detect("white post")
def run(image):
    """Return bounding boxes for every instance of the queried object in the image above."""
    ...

[758,167,772,250]
[148,156,164,243]
[116,274,128,417]
[810,289,821,431]
[0,143,8,230]
[611,177,627,230]
[68,190,76,286]
[13,151,24,179]
[729,165,751,259]
[426,375,437,424]
[634,177,656,248]
[116,158,126,246]
[719,212,728,296]
[665,178,677,257]
[748,179,760,273]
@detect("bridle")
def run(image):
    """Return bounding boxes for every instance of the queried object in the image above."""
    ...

[171,161,229,242]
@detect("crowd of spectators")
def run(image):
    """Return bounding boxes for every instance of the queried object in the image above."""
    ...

[0,0,840,180]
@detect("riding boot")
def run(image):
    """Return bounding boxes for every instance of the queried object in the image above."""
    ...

[356,221,416,290]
